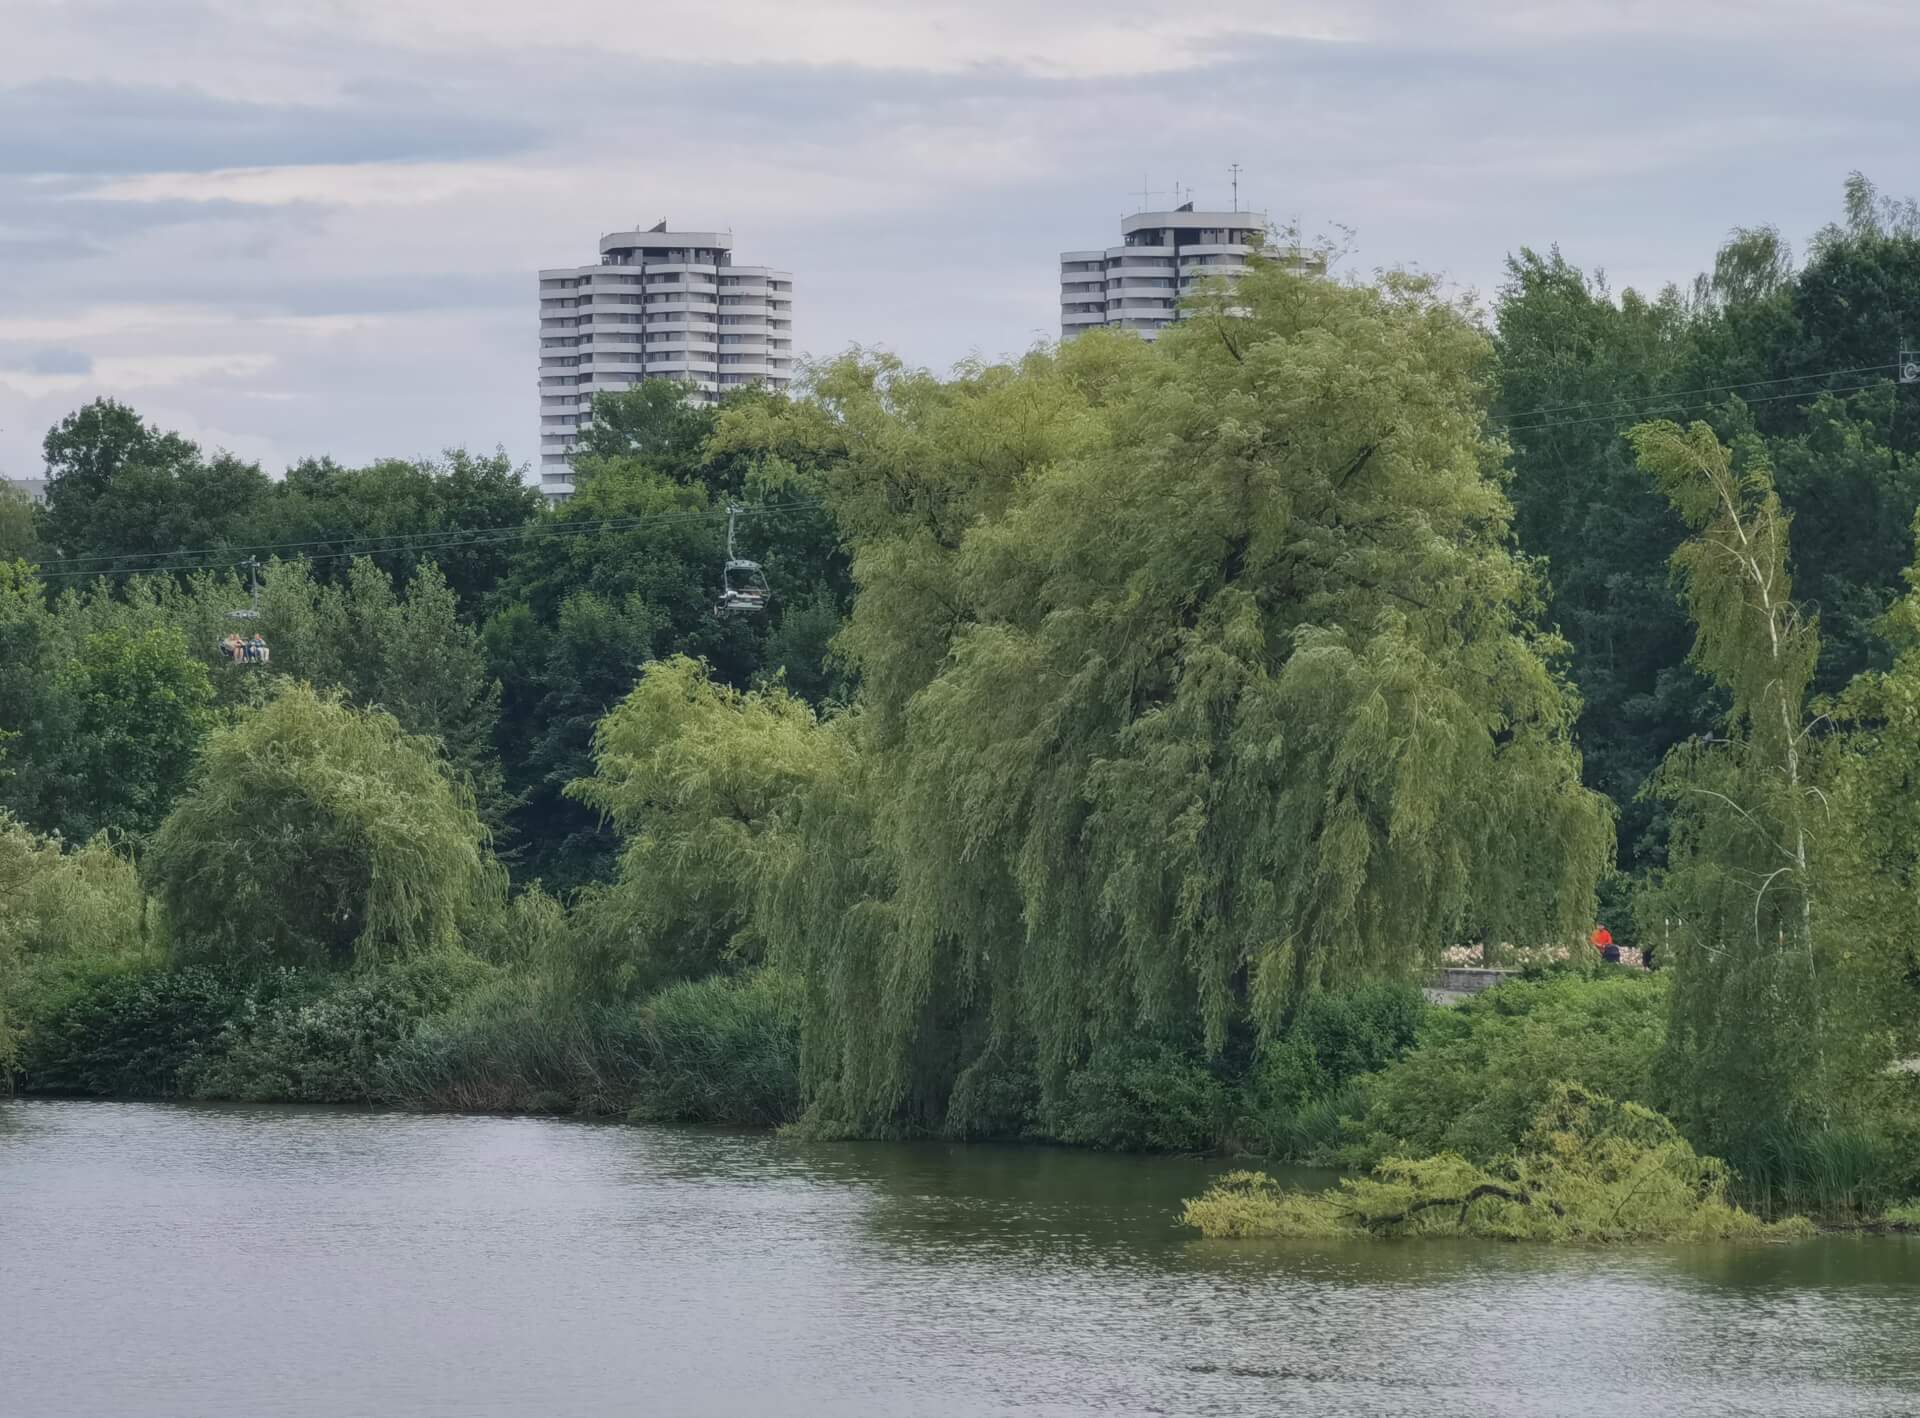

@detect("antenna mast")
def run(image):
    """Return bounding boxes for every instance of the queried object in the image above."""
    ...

[1229,163,1242,212]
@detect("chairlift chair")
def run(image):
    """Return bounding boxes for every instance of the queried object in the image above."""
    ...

[714,505,771,617]
[220,556,272,664]
[717,558,770,616]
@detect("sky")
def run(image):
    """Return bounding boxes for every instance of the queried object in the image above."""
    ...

[2,0,1917,482]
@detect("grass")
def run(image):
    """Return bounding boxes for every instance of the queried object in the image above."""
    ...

[1721,1121,1917,1221]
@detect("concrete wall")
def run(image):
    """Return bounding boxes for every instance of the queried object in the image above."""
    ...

[1431,967,1517,995]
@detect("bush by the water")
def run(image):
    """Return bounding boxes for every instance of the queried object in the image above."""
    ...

[1039,1040,1232,1153]
[191,954,493,1103]
[1239,983,1428,1157]
[1715,1075,1920,1220]
[1342,972,1667,1165]
[381,967,803,1122]
[18,962,250,1096]
[624,971,802,1125]
[0,816,151,1075]
[13,954,486,1102]
[1186,1083,1813,1243]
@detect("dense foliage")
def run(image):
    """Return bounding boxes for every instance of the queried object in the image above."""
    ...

[1186,1083,1813,1242]
[1343,971,1667,1165]
[714,265,1614,1139]
[2,175,1918,1237]
[144,684,501,970]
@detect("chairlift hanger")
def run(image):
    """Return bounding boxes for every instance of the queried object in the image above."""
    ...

[218,557,271,664]
[715,504,770,617]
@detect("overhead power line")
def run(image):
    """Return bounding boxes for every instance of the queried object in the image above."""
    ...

[1496,376,1896,438]
[16,358,1913,583]
[1496,362,1898,428]
[24,497,830,585]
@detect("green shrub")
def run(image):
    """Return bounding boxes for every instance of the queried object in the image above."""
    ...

[1040,1041,1230,1152]
[192,954,493,1103]
[0,818,154,1082]
[1187,1083,1812,1244]
[1345,972,1667,1165]
[1240,983,1429,1156]
[942,1040,1040,1141]
[380,974,660,1115]
[626,970,802,1125]
[1716,1073,1920,1218]
[18,962,247,1096]
[383,967,803,1124]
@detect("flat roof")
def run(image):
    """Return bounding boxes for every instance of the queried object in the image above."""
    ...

[1120,209,1267,236]
[600,228,735,252]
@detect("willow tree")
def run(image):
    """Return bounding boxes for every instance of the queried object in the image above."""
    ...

[1628,420,1832,1152]
[145,682,502,971]
[567,655,849,997]
[744,263,1613,1133]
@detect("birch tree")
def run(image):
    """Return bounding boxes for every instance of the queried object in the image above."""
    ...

[1629,420,1830,1152]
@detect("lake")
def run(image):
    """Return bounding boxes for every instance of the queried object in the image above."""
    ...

[3,1100,1917,1416]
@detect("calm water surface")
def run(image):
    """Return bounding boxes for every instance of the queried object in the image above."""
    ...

[3,1099,1918,1417]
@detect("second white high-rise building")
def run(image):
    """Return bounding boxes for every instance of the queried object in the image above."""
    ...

[538,222,795,498]
[1059,202,1321,342]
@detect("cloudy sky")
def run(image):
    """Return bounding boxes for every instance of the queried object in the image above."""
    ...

[2,0,1916,482]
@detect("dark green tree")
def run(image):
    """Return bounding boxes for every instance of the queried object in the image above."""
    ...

[40,400,266,567]
[569,380,716,473]
[0,486,39,563]
[254,450,541,615]
[45,627,216,841]
[1493,248,1714,873]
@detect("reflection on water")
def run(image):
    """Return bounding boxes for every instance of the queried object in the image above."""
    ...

[2,1099,1916,1417]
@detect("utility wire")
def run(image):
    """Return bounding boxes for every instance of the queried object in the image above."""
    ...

[17,360,1912,580]
[25,495,829,573]
[25,497,830,584]
[1496,362,1897,427]
[1494,377,1894,438]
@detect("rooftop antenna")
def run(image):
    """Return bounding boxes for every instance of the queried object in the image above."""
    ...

[1229,163,1242,212]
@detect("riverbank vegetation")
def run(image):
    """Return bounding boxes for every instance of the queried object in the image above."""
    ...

[2,176,1919,1235]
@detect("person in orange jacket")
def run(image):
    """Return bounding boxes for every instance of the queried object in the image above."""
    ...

[1590,925,1620,964]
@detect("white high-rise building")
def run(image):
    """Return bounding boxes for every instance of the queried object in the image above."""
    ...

[538,221,795,498]
[1059,203,1322,342]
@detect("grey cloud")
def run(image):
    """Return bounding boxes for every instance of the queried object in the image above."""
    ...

[0,80,542,176]
[10,350,95,375]
[0,231,110,264]
[3,5,1918,483]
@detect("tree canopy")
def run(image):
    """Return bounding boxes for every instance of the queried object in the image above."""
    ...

[571,264,1617,1134]
[144,683,501,970]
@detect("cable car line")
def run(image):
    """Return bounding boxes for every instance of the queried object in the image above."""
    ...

[1495,362,1898,428]
[1493,376,1893,438]
[23,497,830,583]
